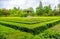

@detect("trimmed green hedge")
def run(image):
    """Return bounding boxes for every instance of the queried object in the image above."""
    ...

[0,25,34,39]
[0,19,60,35]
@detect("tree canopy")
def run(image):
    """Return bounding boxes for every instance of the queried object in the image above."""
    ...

[0,1,60,17]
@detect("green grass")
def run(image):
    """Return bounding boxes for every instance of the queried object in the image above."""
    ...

[0,17,60,39]
[33,25,60,39]
[0,17,59,29]
[0,19,60,35]
[0,25,34,39]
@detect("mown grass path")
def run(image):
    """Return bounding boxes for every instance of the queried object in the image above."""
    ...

[51,24,60,33]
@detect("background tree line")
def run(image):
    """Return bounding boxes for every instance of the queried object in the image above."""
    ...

[0,1,60,17]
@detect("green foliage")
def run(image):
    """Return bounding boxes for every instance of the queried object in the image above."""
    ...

[36,7,43,16]
[28,7,34,16]
[0,25,34,39]
[43,5,52,16]
[36,1,43,16]
[33,29,60,39]
[0,17,60,39]
[0,8,10,16]
[19,11,27,17]
[0,1,60,17]
[58,3,60,12]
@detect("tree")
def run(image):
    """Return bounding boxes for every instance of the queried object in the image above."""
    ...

[19,11,27,17]
[28,7,34,16]
[52,6,58,16]
[0,8,10,16]
[43,5,52,16]
[36,1,43,16]
[58,3,60,14]
[8,7,21,17]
